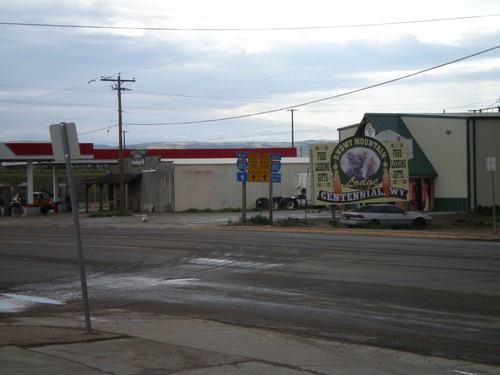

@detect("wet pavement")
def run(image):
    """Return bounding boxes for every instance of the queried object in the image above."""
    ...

[1,209,498,242]
[1,210,499,374]
[0,209,333,228]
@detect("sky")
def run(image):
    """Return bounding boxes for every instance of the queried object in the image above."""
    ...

[1,0,500,147]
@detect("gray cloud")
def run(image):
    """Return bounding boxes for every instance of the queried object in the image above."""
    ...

[1,2,500,145]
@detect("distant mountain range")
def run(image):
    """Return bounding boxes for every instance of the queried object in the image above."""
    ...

[96,140,337,157]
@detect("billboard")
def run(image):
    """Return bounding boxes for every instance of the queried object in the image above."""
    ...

[312,136,409,205]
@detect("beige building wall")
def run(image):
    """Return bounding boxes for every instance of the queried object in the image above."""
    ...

[402,116,468,199]
[473,118,500,207]
[172,158,310,211]
[338,125,358,140]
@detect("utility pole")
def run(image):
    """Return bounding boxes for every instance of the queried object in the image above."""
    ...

[287,109,298,148]
[123,130,129,149]
[101,74,135,215]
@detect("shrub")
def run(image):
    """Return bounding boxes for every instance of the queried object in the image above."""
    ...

[247,215,271,225]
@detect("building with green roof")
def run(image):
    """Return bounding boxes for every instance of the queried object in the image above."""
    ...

[339,113,500,212]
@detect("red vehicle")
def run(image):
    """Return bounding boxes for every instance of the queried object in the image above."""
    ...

[11,192,53,215]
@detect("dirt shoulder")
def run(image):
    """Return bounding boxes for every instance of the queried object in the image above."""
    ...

[281,211,499,236]
[408,212,496,233]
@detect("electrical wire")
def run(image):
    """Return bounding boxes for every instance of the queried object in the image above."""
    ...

[1,14,499,31]
[126,44,500,127]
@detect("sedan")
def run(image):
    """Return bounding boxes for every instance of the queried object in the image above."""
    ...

[340,204,432,229]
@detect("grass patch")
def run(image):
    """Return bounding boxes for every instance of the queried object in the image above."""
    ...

[183,207,241,213]
[329,219,340,228]
[88,211,131,218]
[274,218,301,227]
[247,215,271,225]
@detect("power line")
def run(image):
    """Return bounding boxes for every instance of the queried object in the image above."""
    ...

[1,14,499,32]
[126,44,500,127]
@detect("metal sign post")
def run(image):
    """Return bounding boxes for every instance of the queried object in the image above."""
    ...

[269,181,273,225]
[236,152,248,223]
[487,157,497,233]
[50,123,92,334]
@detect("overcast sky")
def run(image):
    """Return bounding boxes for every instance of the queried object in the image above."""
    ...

[1,0,500,147]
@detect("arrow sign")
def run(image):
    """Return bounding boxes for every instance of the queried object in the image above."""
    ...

[237,172,248,182]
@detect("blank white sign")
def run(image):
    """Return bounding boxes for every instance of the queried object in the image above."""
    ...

[50,122,81,161]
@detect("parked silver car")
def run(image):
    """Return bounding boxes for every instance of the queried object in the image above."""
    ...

[340,204,432,229]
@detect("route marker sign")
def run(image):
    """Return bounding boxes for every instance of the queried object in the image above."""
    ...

[271,161,281,173]
[236,159,248,172]
[271,173,281,183]
[270,153,281,160]
[236,152,281,183]
[237,172,248,182]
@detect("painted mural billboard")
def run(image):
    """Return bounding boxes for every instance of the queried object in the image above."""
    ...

[312,136,409,205]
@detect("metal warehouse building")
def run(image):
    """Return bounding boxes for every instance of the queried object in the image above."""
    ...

[339,112,500,212]
[169,158,309,211]
[86,148,309,212]
[1,111,499,214]
[0,144,308,213]
[94,154,310,212]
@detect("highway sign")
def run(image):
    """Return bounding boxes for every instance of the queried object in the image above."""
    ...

[270,161,281,173]
[260,153,270,162]
[248,152,260,161]
[238,152,276,183]
[270,153,281,160]
[248,173,259,182]
[237,172,248,182]
[259,161,270,172]
[236,152,248,159]
[236,159,248,172]
[271,173,281,183]
[248,160,259,171]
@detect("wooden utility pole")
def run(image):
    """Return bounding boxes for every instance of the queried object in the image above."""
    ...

[101,74,135,215]
[287,109,298,148]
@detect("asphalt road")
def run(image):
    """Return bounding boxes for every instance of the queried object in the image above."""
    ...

[1,222,499,365]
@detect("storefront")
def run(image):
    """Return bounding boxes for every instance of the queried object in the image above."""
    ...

[339,112,500,213]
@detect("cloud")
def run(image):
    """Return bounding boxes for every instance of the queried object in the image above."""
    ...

[1,1,500,146]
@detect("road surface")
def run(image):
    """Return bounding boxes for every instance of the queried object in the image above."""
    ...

[1,222,499,365]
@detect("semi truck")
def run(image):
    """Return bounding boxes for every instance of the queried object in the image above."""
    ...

[255,173,313,210]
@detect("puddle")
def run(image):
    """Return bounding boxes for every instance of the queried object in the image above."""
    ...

[164,278,200,285]
[2,293,64,305]
[188,257,282,269]
[0,300,19,312]
[0,293,64,313]
[86,275,200,289]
